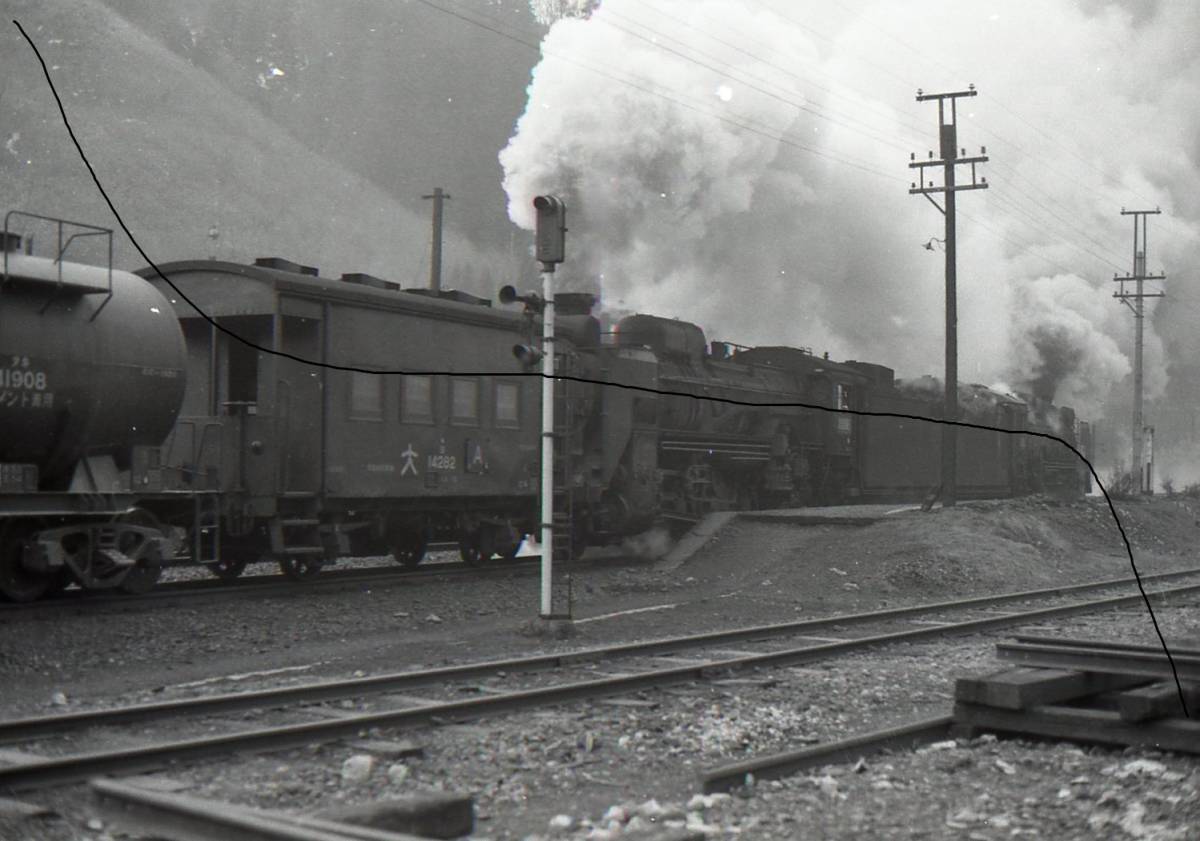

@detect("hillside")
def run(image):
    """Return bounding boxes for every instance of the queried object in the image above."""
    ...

[0,0,537,291]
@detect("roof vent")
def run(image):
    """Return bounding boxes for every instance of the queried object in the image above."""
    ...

[253,257,319,277]
[403,288,492,307]
[556,292,597,316]
[340,272,400,291]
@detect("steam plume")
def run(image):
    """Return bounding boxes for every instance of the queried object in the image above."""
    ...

[502,1,1200,475]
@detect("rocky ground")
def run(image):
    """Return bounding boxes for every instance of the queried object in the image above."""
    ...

[2,494,1199,840]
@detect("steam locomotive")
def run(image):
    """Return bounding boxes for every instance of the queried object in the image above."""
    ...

[0,211,1092,601]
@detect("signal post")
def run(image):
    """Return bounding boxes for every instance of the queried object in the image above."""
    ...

[504,196,567,618]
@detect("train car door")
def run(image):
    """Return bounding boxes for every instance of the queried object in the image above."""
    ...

[277,298,323,494]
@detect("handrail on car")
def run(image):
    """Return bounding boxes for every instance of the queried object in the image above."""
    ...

[2,209,115,320]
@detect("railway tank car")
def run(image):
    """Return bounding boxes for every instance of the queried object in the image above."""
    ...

[0,213,186,601]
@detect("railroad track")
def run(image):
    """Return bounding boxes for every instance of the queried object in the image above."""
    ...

[1,566,1198,791]
[0,550,633,615]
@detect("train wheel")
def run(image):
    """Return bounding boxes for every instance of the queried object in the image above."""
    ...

[459,528,495,567]
[43,567,74,599]
[278,555,323,581]
[119,558,162,595]
[114,509,164,595]
[206,558,249,581]
[390,530,427,569]
[494,524,523,561]
[0,521,51,603]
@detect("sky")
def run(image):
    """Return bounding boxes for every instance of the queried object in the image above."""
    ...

[498,0,1200,481]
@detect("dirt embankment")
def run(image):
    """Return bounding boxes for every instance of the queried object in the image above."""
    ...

[665,495,1200,617]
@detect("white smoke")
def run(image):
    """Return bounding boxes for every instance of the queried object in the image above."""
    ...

[529,0,599,25]
[501,1,1200,456]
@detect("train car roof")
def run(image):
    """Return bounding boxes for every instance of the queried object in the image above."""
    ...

[137,259,524,329]
[3,252,136,294]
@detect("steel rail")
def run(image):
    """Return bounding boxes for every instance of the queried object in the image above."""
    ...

[2,580,1199,791]
[92,778,428,841]
[995,640,1200,681]
[1010,633,1200,658]
[0,551,634,614]
[2,566,1198,742]
[0,558,537,613]
[701,714,957,793]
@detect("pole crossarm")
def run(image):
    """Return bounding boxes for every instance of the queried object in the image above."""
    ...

[910,184,989,195]
[916,88,977,101]
[909,155,989,168]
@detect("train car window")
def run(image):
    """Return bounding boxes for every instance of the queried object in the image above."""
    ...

[450,378,480,426]
[495,381,520,428]
[349,370,384,421]
[835,383,853,437]
[400,375,434,424]
[836,384,852,410]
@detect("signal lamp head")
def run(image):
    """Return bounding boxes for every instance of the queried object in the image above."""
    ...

[497,285,545,313]
[513,344,544,367]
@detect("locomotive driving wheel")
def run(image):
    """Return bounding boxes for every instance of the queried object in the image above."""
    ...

[389,529,428,570]
[0,520,53,603]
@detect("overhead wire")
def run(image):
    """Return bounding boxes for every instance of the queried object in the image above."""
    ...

[602,0,1145,278]
[420,0,905,182]
[818,0,1196,243]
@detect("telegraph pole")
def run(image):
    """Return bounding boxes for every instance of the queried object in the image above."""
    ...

[1112,207,1165,494]
[422,187,451,292]
[909,86,988,508]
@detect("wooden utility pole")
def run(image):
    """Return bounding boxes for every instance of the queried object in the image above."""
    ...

[910,85,988,508]
[422,187,450,292]
[1113,207,1165,494]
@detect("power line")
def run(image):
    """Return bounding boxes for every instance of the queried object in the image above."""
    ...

[414,0,905,181]
[621,0,1149,273]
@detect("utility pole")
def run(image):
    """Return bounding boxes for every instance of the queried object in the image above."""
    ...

[909,86,988,508]
[1112,207,1165,494]
[422,187,450,292]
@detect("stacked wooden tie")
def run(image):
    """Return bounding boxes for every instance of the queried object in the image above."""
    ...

[955,634,1200,753]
